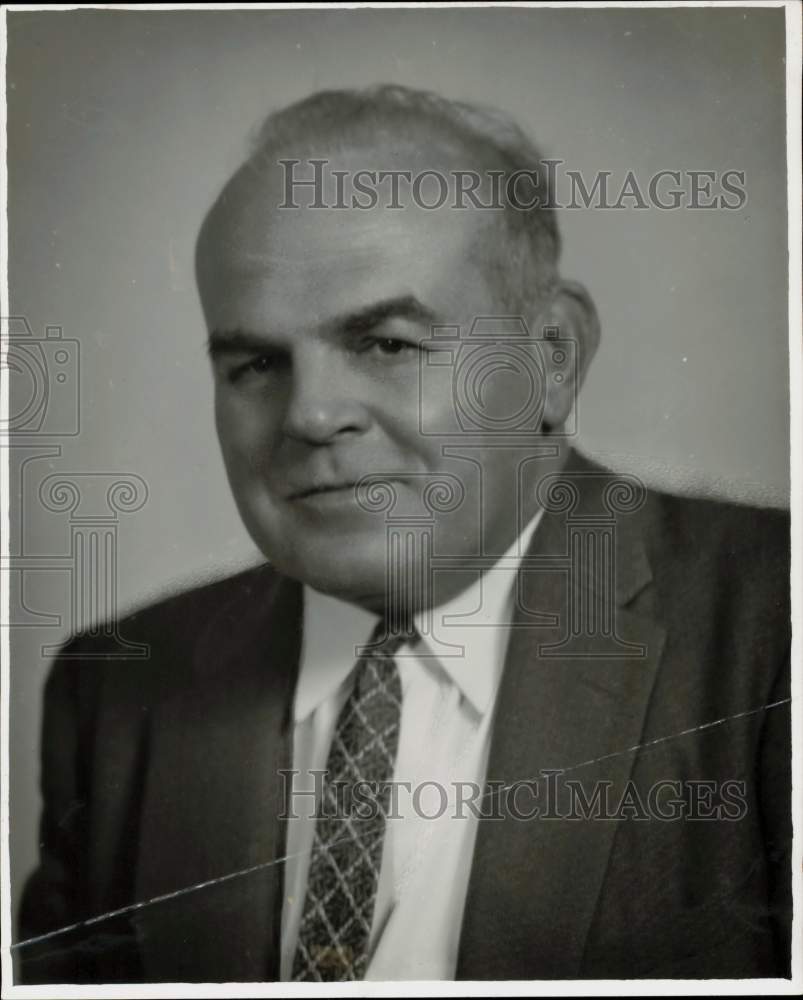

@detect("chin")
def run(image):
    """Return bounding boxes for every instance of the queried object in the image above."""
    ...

[260,533,392,609]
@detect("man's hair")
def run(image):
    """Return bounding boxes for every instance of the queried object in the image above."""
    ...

[242,84,561,313]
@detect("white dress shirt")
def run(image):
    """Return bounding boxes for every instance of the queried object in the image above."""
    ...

[280,510,543,981]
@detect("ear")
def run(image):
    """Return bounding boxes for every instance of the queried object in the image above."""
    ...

[537,279,600,431]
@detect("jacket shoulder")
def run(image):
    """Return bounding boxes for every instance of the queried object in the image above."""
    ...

[640,488,791,668]
[645,488,789,576]
[571,449,789,584]
[46,562,281,712]
[66,561,276,653]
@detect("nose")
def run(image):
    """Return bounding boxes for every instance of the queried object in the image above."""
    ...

[281,348,370,444]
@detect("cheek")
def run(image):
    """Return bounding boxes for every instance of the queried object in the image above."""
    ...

[409,363,461,440]
[214,392,280,472]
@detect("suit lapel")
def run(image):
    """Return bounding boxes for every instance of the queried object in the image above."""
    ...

[133,570,302,982]
[457,454,666,979]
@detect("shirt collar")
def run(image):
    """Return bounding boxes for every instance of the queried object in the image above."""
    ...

[413,508,543,715]
[295,509,543,722]
[294,587,378,723]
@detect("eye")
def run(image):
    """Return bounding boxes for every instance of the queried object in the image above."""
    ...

[376,338,410,354]
[364,335,419,358]
[226,352,285,385]
[245,355,276,374]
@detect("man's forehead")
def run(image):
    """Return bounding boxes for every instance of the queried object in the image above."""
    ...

[199,151,498,284]
[197,136,501,263]
[199,226,492,339]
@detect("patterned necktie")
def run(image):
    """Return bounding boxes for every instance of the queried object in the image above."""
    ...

[291,621,408,982]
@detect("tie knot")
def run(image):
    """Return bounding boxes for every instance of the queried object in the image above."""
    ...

[365,617,417,658]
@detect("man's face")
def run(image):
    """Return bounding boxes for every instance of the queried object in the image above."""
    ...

[197,150,551,611]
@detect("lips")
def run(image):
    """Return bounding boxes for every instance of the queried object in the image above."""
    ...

[286,482,358,501]
[284,473,412,505]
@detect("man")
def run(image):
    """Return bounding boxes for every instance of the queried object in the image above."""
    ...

[17,85,791,983]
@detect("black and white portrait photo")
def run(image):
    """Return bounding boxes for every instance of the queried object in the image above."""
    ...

[2,3,800,993]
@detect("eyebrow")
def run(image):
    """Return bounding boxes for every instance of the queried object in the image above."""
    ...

[207,294,438,358]
[337,294,438,335]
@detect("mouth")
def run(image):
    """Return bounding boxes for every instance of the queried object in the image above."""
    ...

[286,482,359,501]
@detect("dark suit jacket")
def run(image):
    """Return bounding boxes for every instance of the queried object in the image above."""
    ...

[16,451,792,982]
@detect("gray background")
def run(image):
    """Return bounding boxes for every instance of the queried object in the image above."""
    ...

[6,7,789,931]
